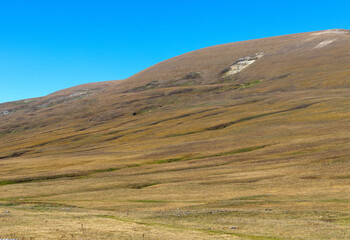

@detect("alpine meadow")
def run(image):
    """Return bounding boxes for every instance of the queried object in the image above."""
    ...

[1,29,350,239]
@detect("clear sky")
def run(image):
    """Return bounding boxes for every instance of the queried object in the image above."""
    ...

[1,0,349,103]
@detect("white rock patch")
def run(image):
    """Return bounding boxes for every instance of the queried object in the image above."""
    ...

[37,91,90,109]
[223,52,264,77]
[69,91,88,98]
[313,39,336,49]
[0,110,10,116]
[311,29,347,36]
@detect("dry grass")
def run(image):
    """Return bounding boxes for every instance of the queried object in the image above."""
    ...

[0,30,350,239]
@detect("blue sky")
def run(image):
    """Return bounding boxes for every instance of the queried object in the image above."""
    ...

[1,0,349,103]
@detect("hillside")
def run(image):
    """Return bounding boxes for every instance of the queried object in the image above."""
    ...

[1,29,350,239]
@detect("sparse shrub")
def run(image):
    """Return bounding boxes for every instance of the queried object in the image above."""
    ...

[183,72,201,79]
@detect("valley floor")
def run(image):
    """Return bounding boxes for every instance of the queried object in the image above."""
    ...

[1,90,350,239]
[1,145,350,240]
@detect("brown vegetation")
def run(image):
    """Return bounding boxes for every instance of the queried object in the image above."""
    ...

[0,29,350,239]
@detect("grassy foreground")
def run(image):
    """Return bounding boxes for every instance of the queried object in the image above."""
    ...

[1,90,350,239]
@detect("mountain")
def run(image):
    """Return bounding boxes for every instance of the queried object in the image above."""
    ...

[1,29,350,240]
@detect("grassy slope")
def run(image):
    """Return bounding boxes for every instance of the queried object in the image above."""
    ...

[0,30,350,239]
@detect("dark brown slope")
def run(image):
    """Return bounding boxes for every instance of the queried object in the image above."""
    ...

[0,29,349,176]
[119,29,350,89]
[2,29,350,120]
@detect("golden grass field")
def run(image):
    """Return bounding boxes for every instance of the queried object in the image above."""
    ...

[0,30,350,239]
